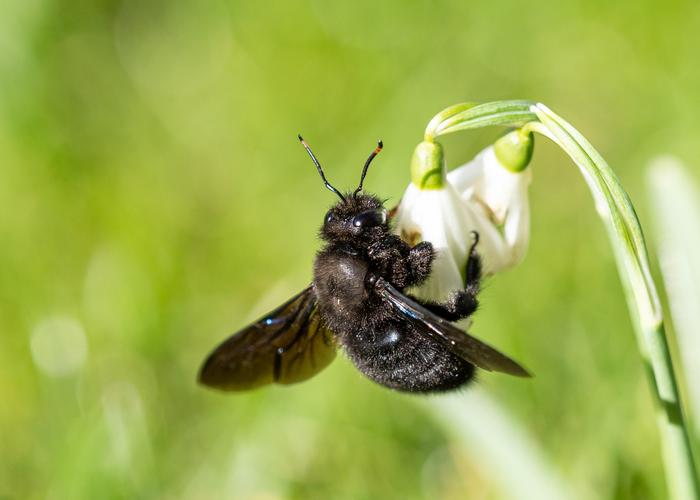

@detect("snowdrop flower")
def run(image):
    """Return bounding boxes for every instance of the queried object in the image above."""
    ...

[393,130,533,302]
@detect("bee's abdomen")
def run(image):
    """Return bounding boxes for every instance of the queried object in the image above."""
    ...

[341,319,475,393]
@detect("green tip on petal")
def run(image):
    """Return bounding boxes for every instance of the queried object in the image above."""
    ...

[411,141,446,189]
[494,129,534,173]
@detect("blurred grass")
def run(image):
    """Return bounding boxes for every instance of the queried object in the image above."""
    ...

[648,158,700,438]
[1,0,699,498]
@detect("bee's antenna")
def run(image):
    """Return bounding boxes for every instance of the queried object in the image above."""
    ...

[298,134,346,202]
[354,140,383,197]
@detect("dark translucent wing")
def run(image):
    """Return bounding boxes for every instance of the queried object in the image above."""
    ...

[198,286,337,391]
[375,278,530,377]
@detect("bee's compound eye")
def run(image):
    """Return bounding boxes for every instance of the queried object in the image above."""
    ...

[352,209,387,228]
[325,212,334,225]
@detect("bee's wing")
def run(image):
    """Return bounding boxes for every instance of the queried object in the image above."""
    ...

[375,278,530,377]
[198,286,337,391]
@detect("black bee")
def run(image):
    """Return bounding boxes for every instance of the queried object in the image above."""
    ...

[198,136,529,393]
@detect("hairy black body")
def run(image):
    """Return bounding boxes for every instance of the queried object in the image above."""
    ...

[313,194,478,391]
[198,138,528,394]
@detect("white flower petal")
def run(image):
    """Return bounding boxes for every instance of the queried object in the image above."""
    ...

[447,152,484,199]
[448,146,532,271]
[476,147,532,223]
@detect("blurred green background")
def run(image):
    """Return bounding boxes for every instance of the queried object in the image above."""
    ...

[2,0,699,498]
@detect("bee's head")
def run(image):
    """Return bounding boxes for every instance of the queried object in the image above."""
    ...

[298,135,387,243]
[321,194,387,242]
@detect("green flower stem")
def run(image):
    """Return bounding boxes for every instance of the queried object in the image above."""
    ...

[424,102,477,141]
[425,101,699,500]
[430,100,537,138]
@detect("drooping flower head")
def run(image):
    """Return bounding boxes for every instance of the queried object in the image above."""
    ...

[393,130,534,301]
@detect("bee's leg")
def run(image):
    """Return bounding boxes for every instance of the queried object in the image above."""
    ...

[368,235,412,289]
[369,236,433,289]
[416,286,479,322]
[415,232,481,321]
[464,231,482,286]
[407,241,434,286]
